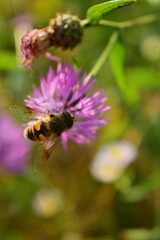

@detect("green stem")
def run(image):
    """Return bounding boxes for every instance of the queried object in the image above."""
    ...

[85,31,119,83]
[81,19,90,27]
[81,14,158,28]
[99,14,157,28]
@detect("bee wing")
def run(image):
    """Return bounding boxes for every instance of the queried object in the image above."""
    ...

[9,105,31,122]
[9,105,46,122]
[33,135,58,171]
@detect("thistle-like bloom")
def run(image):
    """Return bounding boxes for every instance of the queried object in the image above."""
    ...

[0,111,31,173]
[21,13,83,68]
[24,63,110,149]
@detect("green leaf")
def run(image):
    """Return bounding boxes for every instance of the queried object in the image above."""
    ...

[120,173,160,202]
[110,40,126,91]
[110,40,139,105]
[87,0,137,23]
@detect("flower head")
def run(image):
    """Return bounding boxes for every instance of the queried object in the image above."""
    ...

[25,63,110,149]
[90,140,137,183]
[21,13,83,69]
[0,111,31,173]
[21,28,51,69]
[32,187,64,218]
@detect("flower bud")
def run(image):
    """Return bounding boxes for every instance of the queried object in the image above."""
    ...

[21,13,83,68]
[21,28,52,68]
[49,13,83,49]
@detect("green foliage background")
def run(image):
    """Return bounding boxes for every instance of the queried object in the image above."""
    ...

[0,0,160,239]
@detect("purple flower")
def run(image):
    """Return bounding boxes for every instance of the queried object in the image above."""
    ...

[0,111,31,173]
[25,63,110,149]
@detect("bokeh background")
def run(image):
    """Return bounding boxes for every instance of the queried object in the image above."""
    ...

[0,0,160,239]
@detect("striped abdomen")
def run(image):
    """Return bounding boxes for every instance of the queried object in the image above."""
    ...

[24,118,51,141]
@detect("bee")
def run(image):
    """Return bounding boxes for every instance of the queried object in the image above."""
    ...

[9,105,74,169]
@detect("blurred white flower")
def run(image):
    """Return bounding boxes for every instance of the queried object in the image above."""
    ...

[140,35,160,62]
[32,188,64,218]
[90,160,125,183]
[90,140,137,183]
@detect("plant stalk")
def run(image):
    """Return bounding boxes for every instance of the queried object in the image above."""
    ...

[85,31,119,83]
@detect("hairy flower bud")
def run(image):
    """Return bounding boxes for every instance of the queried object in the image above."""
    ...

[21,28,52,68]
[49,13,83,49]
[21,13,83,68]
